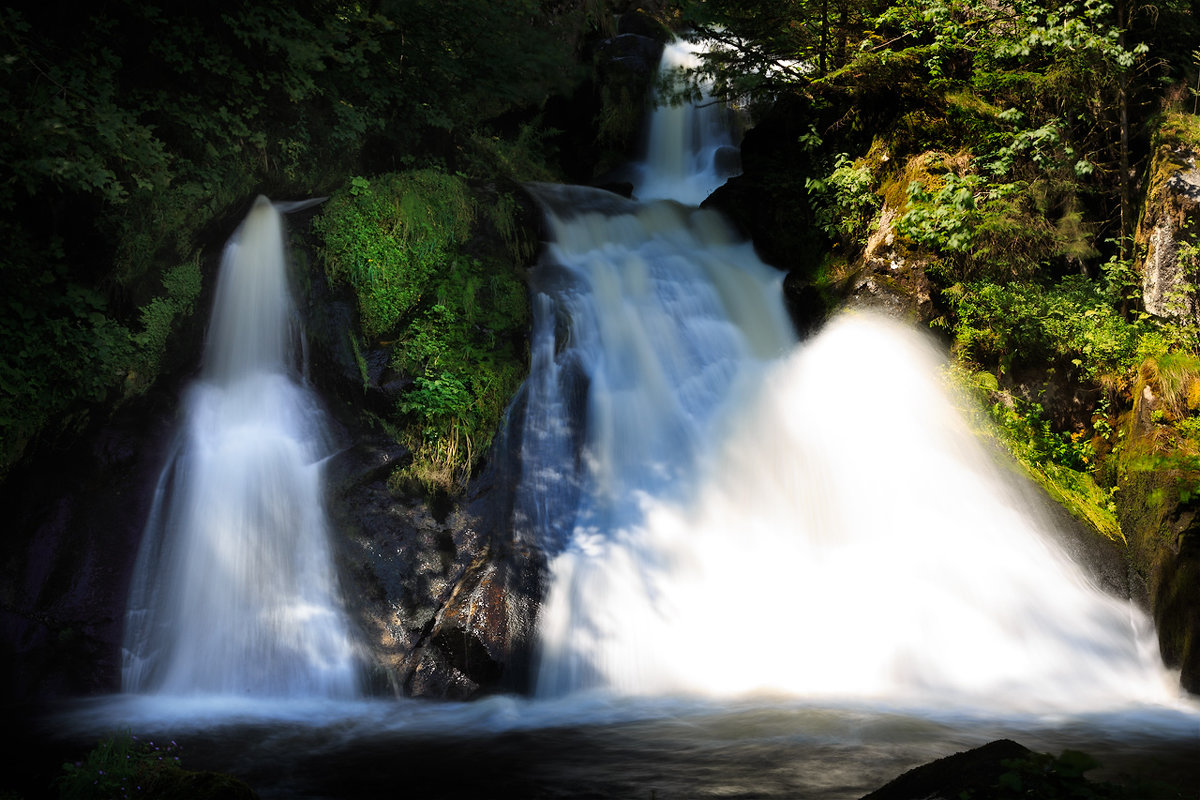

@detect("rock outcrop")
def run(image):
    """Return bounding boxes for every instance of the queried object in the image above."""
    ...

[1120,117,1200,693]
[0,384,181,703]
[1138,135,1200,321]
[323,425,544,699]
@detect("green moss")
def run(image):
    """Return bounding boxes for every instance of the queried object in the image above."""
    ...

[314,170,530,494]
[1029,460,1124,543]
[315,171,475,340]
[57,730,258,800]
[944,89,1002,119]
[1154,111,1200,147]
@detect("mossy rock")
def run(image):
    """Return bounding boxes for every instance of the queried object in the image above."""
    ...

[1117,440,1200,693]
[1135,113,1200,321]
[312,171,534,496]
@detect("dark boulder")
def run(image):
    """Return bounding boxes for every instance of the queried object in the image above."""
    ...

[0,391,178,704]
[705,94,826,276]
[324,416,545,699]
[862,739,1034,800]
[1118,455,1200,693]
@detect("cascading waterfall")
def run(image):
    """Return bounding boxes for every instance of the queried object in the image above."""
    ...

[631,39,742,205]
[523,41,1182,711]
[122,197,359,698]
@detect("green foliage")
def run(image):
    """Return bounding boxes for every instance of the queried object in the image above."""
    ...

[0,0,591,477]
[945,276,1149,380]
[973,746,1188,799]
[991,750,1111,798]
[315,170,530,493]
[315,171,475,339]
[873,0,983,80]
[991,396,1096,472]
[465,123,563,186]
[0,244,208,474]
[57,731,183,800]
[128,258,204,392]
[806,153,881,245]
[954,365,1123,540]
[678,0,831,99]
[897,170,982,253]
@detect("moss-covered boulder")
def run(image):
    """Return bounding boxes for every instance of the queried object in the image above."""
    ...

[310,170,535,497]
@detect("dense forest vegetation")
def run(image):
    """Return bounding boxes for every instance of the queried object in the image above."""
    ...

[0,0,591,485]
[3,0,1200,668]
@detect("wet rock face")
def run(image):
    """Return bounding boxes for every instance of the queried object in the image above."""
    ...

[0,395,177,704]
[844,205,935,323]
[705,94,825,276]
[1119,461,1200,694]
[324,430,545,699]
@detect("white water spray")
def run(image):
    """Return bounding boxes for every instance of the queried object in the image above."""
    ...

[122,197,359,698]
[525,43,1182,712]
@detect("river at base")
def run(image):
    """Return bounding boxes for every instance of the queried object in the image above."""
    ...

[26,695,1200,799]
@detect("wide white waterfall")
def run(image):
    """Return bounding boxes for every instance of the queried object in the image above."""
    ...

[524,42,1182,712]
[122,197,360,698]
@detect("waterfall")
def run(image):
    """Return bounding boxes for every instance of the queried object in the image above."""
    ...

[122,197,360,698]
[522,42,1181,711]
[632,39,742,205]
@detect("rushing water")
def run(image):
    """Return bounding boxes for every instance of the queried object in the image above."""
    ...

[48,39,1197,799]
[523,41,1181,715]
[631,39,742,205]
[121,197,360,698]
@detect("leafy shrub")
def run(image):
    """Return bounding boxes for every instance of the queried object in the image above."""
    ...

[806,153,881,246]
[896,170,982,252]
[945,276,1148,380]
[0,240,204,475]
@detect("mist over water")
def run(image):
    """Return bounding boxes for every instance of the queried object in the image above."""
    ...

[122,197,359,698]
[532,309,1181,709]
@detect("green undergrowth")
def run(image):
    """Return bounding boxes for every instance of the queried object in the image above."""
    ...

[943,276,1157,381]
[942,274,1200,544]
[981,748,1185,799]
[1121,354,1200,505]
[56,730,255,800]
[951,366,1122,542]
[0,247,203,477]
[313,170,530,495]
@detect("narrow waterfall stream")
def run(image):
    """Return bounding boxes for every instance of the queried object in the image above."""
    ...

[121,197,360,698]
[521,41,1182,712]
